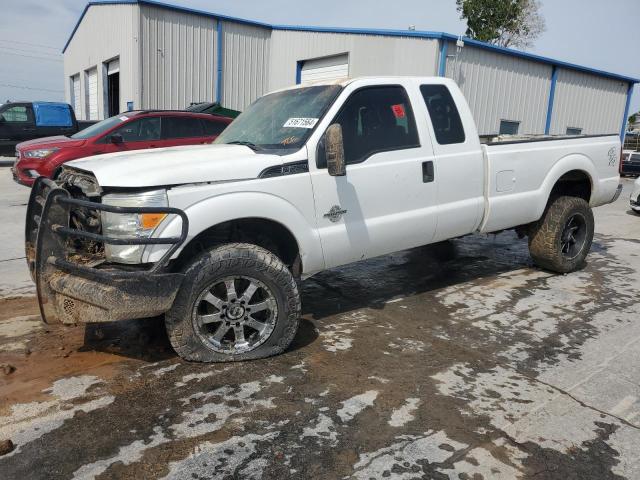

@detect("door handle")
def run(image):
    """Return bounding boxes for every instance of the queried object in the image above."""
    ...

[422,161,434,183]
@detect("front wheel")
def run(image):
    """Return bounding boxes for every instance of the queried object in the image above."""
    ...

[528,195,594,273]
[165,243,301,362]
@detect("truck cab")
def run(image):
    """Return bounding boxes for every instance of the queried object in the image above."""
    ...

[0,102,78,155]
[25,77,622,363]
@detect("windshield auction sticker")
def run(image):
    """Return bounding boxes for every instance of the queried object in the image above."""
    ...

[283,118,319,129]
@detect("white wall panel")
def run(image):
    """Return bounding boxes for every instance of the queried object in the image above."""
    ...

[444,41,552,136]
[140,5,216,110]
[221,21,270,111]
[269,30,439,92]
[550,69,628,135]
[63,3,139,120]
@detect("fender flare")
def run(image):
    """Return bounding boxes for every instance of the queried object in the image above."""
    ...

[532,153,596,219]
[143,191,325,275]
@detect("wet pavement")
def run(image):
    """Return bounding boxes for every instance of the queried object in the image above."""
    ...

[1,170,640,479]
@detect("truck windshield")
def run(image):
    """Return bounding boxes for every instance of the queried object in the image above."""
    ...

[70,115,133,139]
[214,85,342,151]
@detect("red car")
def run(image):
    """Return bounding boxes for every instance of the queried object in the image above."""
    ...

[12,110,231,186]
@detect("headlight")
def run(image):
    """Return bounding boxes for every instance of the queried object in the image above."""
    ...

[24,148,60,158]
[101,189,169,264]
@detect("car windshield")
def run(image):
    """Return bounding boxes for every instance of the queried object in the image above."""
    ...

[214,85,342,151]
[70,114,133,139]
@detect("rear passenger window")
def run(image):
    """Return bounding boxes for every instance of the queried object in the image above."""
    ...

[202,119,228,136]
[420,85,465,145]
[330,86,420,165]
[1,106,30,123]
[164,117,204,138]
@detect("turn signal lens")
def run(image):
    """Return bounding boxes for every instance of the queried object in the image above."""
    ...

[141,213,167,229]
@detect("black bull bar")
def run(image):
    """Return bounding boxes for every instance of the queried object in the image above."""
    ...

[25,176,189,325]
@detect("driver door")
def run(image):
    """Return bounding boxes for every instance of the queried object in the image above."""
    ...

[309,84,438,269]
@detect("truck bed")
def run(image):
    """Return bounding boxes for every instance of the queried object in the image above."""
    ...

[479,134,621,233]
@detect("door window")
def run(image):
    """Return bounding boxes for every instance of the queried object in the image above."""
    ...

[420,85,466,145]
[328,86,419,165]
[111,117,161,142]
[1,106,30,123]
[164,117,204,138]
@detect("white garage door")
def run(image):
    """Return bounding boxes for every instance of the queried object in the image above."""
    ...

[107,58,119,75]
[300,54,349,84]
[86,68,98,120]
[71,74,81,118]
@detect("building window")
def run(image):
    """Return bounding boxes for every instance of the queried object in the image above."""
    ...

[566,127,582,135]
[420,84,466,145]
[499,120,520,135]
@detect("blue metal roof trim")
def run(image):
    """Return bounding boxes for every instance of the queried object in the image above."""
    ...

[63,0,639,84]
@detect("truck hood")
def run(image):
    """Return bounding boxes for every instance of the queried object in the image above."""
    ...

[18,136,86,150]
[66,143,288,188]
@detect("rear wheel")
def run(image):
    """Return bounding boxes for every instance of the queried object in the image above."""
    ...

[165,243,301,362]
[528,196,594,273]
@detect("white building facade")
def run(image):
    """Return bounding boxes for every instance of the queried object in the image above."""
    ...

[63,0,637,137]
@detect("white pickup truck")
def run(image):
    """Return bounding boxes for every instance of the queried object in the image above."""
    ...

[26,77,623,362]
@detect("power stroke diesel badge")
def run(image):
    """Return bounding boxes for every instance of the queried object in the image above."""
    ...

[324,205,348,223]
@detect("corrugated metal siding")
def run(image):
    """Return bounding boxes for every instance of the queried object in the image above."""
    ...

[221,21,270,111]
[140,5,216,110]
[269,30,439,91]
[63,4,139,120]
[550,69,628,135]
[444,41,552,135]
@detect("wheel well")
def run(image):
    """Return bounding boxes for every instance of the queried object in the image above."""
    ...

[550,170,592,202]
[172,218,302,276]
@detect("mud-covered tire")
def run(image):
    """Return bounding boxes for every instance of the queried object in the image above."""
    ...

[528,196,594,273]
[165,243,301,362]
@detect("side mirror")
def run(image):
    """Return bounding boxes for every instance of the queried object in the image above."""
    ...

[110,133,123,144]
[325,123,346,177]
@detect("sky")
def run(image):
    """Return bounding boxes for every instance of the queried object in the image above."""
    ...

[1,0,639,116]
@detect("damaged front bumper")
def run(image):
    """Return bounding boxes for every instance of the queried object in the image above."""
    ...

[26,177,189,325]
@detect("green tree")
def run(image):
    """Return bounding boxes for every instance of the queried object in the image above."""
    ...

[629,113,638,125]
[456,0,546,49]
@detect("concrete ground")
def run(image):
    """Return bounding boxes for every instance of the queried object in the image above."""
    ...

[1,167,639,479]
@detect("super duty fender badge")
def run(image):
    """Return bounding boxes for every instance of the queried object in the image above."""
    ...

[324,205,347,223]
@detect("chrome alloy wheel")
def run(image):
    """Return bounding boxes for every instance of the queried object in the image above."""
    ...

[192,276,278,354]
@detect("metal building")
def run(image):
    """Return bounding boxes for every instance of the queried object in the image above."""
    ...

[63,0,637,137]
